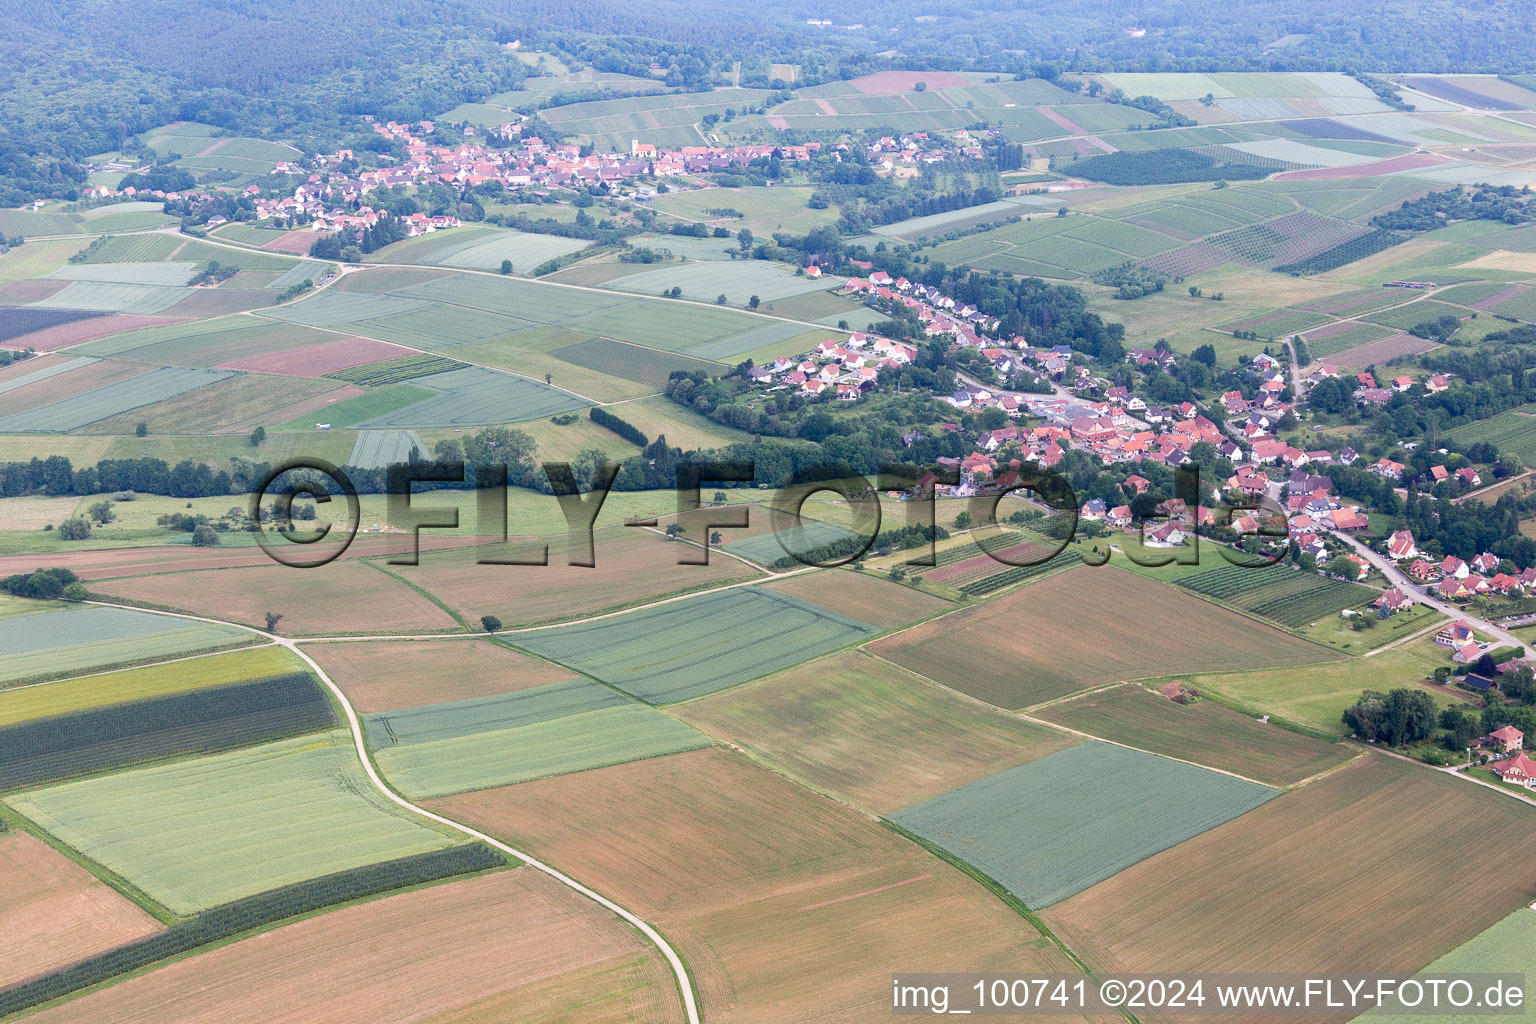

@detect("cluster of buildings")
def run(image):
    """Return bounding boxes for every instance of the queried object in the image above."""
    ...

[1345,368,1453,409]
[1387,532,1533,600]
[746,334,917,399]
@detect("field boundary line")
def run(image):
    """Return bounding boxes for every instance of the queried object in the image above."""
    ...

[74,598,703,1024]
[1021,681,1129,714]
[1288,750,1368,790]
[0,640,282,695]
[1016,710,1277,789]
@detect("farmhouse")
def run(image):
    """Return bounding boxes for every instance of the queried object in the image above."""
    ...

[1482,725,1524,753]
[1490,752,1536,789]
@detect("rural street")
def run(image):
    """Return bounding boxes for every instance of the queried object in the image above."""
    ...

[1332,531,1527,651]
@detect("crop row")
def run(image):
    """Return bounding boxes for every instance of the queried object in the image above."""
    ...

[1175,563,1297,599]
[1244,579,1378,627]
[1274,228,1407,275]
[324,353,465,387]
[958,551,1080,595]
[0,673,334,791]
[0,843,506,1017]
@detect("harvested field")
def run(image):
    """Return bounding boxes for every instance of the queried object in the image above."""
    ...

[263,229,318,254]
[93,560,461,635]
[84,372,339,434]
[515,587,880,704]
[0,605,252,686]
[1328,332,1439,368]
[1033,684,1354,786]
[763,568,953,630]
[431,747,1082,1024]
[9,730,462,914]
[891,742,1278,909]
[305,637,573,711]
[0,830,162,989]
[0,313,186,353]
[1275,152,1453,180]
[677,649,1080,813]
[235,381,364,430]
[870,565,1335,710]
[0,646,302,726]
[385,525,757,629]
[20,869,683,1024]
[0,494,77,529]
[368,681,710,798]
[1043,756,1536,982]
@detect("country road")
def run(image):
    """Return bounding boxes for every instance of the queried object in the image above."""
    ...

[75,596,704,1024]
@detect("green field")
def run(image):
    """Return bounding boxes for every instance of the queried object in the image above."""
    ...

[7,730,462,914]
[422,229,592,272]
[513,588,881,703]
[368,682,711,799]
[891,741,1278,909]
[1034,685,1355,786]
[1365,909,1536,1022]
[550,338,723,388]
[0,646,302,726]
[721,519,862,566]
[1182,639,1460,736]
[1446,405,1536,466]
[30,280,188,315]
[647,186,839,235]
[0,366,238,433]
[601,260,837,306]
[0,606,253,686]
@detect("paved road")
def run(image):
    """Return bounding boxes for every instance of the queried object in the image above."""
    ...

[1331,531,1526,651]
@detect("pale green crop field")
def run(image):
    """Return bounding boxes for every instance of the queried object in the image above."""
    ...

[8,730,462,914]
[0,606,253,686]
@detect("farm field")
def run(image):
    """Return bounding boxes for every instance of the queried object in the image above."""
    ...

[721,517,861,566]
[305,637,574,711]
[1179,638,1464,736]
[19,869,684,1024]
[0,605,253,686]
[368,681,711,798]
[430,747,1083,1024]
[1446,405,1536,466]
[84,373,341,435]
[676,649,1080,813]
[1042,756,1536,980]
[383,524,757,629]
[422,229,591,272]
[549,337,722,388]
[890,741,1278,909]
[0,830,162,989]
[92,560,462,635]
[1033,683,1355,786]
[1174,562,1378,627]
[1365,908,1536,1023]
[344,365,594,428]
[514,587,881,703]
[762,568,953,630]
[601,260,838,305]
[870,565,1336,710]
[0,364,237,432]
[7,730,463,914]
[0,645,301,726]
[647,186,839,235]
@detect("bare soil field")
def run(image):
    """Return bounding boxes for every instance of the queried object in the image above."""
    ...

[263,230,318,254]
[306,637,576,711]
[1275,153,1453,180]
[676,649,1080,813]
[1033,683,1356,787]
[0,830,162,989]
[763,568,953,631]
[1043,757,1536,996]
[431,748,1081,1023]
[870,565,1335,710]
[94,559,461,635]
[24,869,682,1024]
[387,525,759,628]
[219,337,414,377]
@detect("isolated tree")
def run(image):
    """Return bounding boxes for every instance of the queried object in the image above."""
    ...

[62,582,88,602]
[499,259,513,275]
[748,294,760,309]
[954,511,972,529]
[481,614,502,632]
[889,566,908,583]
[135,422,148,437]
[711,530,723,545]
[712,491,727,505]
[913,81,927,92]
[58,517,91,540]
[1188,285,1202,297]
[716,294,728,305]
[249,425,266,448]
[264,611,284,633]
[737,228,753,251]
[87,500,115,525]
[665,523,683,539]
